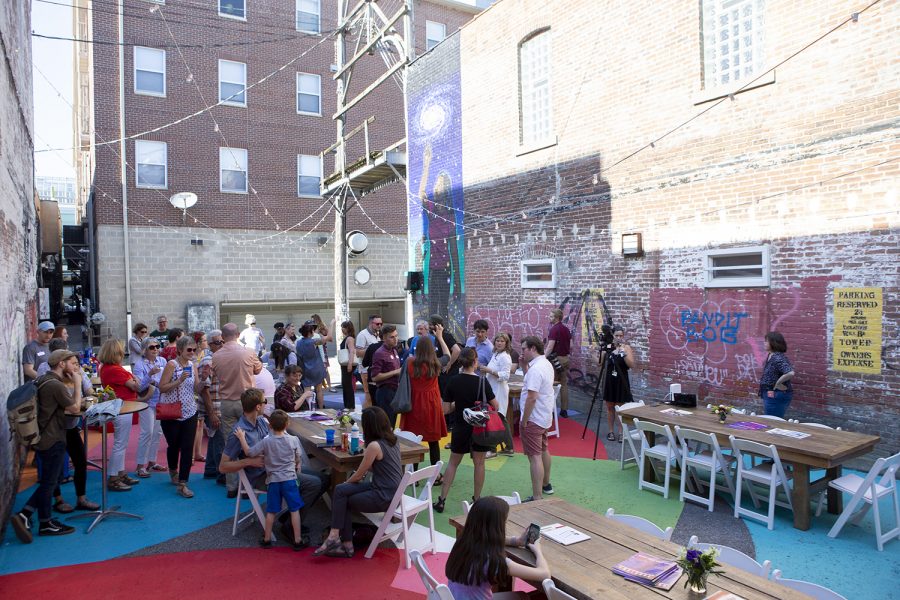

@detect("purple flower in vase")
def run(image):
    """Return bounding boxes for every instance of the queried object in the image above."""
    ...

[686,549,702,564]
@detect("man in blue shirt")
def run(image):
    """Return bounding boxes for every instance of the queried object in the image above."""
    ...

[465,319,493,367]
[404,320,436,360]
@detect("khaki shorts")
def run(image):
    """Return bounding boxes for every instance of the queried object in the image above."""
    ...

[522,421,549,456]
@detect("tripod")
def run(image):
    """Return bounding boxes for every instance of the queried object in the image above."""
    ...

[581,351,608,460]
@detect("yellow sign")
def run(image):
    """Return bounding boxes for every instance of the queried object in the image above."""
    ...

[833,287,882,374]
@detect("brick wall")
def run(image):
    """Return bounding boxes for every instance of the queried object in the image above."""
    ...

[408,0,900,456]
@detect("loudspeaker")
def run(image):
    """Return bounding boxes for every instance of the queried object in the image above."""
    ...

[405,271,424,291]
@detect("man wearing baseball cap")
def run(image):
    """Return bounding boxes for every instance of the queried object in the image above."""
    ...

[22,321,55,382]
[10,349,85,542]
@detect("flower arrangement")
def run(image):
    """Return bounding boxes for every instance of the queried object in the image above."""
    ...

[710,404,733,422]
[676,546,723,592]
[95,385,117,403]
[334,409,354,428]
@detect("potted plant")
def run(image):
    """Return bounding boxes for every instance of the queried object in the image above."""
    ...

[676,546,723,593]
[334,409,354,431]
[710,404,733,423]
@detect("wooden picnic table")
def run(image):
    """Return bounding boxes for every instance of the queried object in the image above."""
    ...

[287,411,426,490]
[450,498,809,600]
[618,404,880,530]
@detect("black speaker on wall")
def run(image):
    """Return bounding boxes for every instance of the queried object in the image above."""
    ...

[405,271,424,292]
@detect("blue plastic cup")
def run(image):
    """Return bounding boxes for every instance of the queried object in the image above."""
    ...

[325,429,335,445]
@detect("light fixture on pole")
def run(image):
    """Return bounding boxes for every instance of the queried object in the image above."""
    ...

[346,230,369,255]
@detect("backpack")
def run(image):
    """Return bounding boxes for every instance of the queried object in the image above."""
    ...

[7,380,40,447]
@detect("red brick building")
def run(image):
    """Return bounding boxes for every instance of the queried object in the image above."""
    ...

[407,0,899,454]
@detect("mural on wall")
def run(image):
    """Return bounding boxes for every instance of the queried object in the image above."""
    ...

[408,74,466,340]
[833,287,882,374]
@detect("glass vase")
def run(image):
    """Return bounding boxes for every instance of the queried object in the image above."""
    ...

[718,412,727,423]
[687,571,708,594]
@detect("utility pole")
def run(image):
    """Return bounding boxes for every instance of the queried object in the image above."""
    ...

[332,1,349,327]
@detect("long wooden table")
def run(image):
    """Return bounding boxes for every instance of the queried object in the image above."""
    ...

[288,412,426,490]
[450,498,808,600]
[618,404,880,530]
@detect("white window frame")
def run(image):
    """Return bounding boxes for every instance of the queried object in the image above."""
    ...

[218,0,246,20]
[218,59,247,107]
[296,0,320,34]
[296,73,321,116]
[520,258,557,289]
[703,246,770,288]
[701,0,766,90]
[133,46,166,97]
[518,29,554,149]
[135,140,167,189]
[219,147,248,194]
[297,154,322,198]
[425,20,446,51]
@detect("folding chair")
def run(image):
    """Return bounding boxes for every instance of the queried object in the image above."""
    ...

[395,428,424,495]
[365,461,443,569]
[815,451,900,551]
[462,491,522,515]
[633,418,682,499]
[729,436,793,530]
[616,401,645,470]
[410,549,455,600]
[771,570,848,599]
[687,536,772,578]
[232,469,267,537]
[751,413,786,422]
[542,579,578,600]
[604,508,673,541]
[548,384,561,439]
[675,426,736,512]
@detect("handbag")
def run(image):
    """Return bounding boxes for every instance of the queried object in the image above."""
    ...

[390,358,413,414]
[155,401,182,420]
[471,376,512,448]
[338,347,351,366]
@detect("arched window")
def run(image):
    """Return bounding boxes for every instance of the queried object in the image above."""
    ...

[518,28,553,146]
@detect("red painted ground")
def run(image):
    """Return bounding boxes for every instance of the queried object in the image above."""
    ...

[511,416,608,460]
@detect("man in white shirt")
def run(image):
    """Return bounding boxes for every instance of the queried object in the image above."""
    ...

[355,314,383,407]
[520,335,556,501]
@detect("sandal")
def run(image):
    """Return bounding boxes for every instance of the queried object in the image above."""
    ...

[606,432,616,441]
[325,545,354,558]
[433,496,446,513]
[136,467,151,478]
[53,500,74,514]
[177,483,194,498]
[432,475,444,487]
[149,463,168,472]
[107,477,132,492]
[193,455,206,462]
[313,538,342,557]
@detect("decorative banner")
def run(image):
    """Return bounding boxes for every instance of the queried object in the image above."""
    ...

[833,287,882,374]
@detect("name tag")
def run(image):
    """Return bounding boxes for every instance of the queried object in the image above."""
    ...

[36,351,46,357]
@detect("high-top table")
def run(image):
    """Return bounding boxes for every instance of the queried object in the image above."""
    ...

[618,403,880,530]
[69,400,148,533]
[450,498,808,600]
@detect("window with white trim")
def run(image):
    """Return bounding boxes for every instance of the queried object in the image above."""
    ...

[521,259,557,289]
[297,154,321,197]
[518,29,553,147]
[220,147,248,193]
[296,0,320,33]
[704,246,770,288]
[219,0,245,19]
[219,60,247,106]
[296,73,321,115]
[135,140,167,189]
[426,21,446,51]
[701,0,765,89]
[134,47,165,96]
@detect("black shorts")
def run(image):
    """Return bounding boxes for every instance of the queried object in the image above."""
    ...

[449,424,492,455]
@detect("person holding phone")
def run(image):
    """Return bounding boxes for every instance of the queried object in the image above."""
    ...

[446,496,550,599]
[603,326,635,442]
[158,335,204,498]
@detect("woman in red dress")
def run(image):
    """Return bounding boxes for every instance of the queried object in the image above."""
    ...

[399,336,447,476]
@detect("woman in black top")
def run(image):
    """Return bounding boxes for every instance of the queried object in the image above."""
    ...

[603,326,635,441]
[433,348,498,513]
[758,331,795,418]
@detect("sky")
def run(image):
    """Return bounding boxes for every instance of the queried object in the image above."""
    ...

[32,0,75,178]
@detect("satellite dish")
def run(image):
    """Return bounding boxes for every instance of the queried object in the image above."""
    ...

[347,230,368,255]
[169,192,198,210]
[90,312,106,325]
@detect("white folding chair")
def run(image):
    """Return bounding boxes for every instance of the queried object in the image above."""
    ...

[687,536,772,578]
[815,451,900,551]
[462,491,522,515]
[633,418,682,499]
[751,413,786,421]
[232,469,267,537]
[411,549,455,600]
[729,436,793,530]
[548,384,561,439]
[675,426,736,512]
[365,461,443,569]
[542,579,577,600]
[395,429,424,494]
[771,570,848,600]
[605,507,673,541]
[616,401,645,470]
[801,422,842,431]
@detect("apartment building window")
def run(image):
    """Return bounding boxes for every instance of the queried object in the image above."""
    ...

[134,47,165,96]
[79,83,90,134]
[702,0,765,89]
[219,0,245,20]
[296,0,320,34]
[219,60,247,106]
[220,147,248,193]
[518,29,553,147]
[704,246,770,288]
[135,140,167,189]
[297,154,321,197]
[521,259,557,289]
[426,21,446,51]
[296,73,321,115]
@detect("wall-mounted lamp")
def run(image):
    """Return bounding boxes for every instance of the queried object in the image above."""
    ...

[353,266,371,286]
[622,233,643,257]
[347,230,368,256]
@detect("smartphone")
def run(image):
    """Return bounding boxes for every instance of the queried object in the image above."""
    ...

[526,523,541,545]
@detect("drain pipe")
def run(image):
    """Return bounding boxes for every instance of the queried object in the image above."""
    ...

[117,0,133,338]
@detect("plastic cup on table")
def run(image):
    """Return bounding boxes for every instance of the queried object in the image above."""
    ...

[325,429,335,445]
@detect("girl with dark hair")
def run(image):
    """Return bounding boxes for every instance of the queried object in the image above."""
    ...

[603,326,635,441]
[399,336,447,469]
[446,496,550,599]
[313,406,402,558]
[339,320,358,410]
[759,331,795,418]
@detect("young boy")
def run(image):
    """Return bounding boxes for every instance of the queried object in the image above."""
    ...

[234,409,306,549]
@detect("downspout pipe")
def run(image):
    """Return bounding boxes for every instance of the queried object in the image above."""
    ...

[117,0,133,338]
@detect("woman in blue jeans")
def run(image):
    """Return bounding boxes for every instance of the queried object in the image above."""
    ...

[758,331,795,418]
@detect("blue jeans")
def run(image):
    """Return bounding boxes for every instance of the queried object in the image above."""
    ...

[24,441,67,522]
[762,389,793,418]
[375,386,397,429]
[204,417,225,479]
